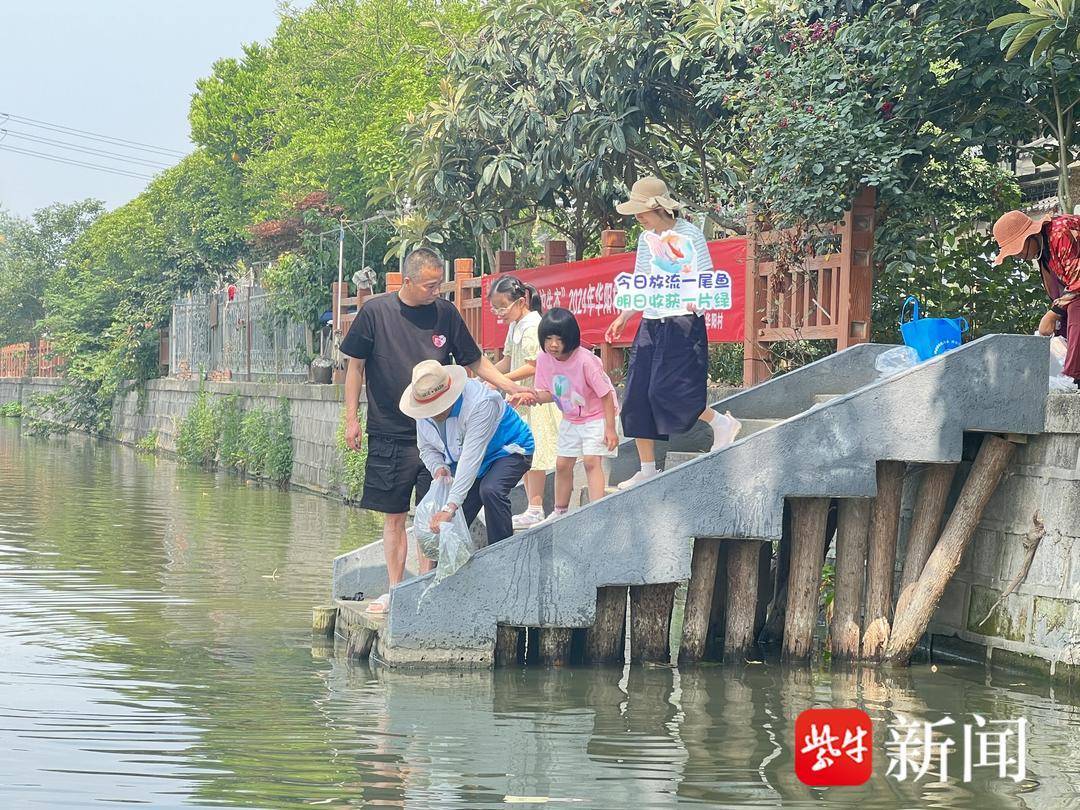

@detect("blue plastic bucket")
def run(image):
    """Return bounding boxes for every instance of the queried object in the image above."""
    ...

[899,296,968,361]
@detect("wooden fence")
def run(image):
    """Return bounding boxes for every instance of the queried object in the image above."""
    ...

[743,188,876,385]
[0,340,63,379]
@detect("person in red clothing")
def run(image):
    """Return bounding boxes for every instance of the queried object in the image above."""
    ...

[994,210,1080,382]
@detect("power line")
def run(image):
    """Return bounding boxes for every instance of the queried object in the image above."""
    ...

[0,112,187,158]
[1,128,173,169]
[0,144,154,180]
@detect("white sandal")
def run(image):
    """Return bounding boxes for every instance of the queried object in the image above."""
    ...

[366,593,390,615]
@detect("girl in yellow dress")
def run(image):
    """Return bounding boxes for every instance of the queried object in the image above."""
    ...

[490,275,562,529]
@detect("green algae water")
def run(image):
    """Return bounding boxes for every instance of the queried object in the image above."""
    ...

[2,420,1080,809]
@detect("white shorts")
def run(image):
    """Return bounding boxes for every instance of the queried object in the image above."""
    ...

[556,418,616,458]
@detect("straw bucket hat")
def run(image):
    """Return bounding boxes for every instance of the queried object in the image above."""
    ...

[615,176,684,216]
[399,360,468,419]
[993,210,1051,266]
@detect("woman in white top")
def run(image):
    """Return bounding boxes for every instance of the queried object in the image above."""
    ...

[605,176,740,488]
[490,275,562,528]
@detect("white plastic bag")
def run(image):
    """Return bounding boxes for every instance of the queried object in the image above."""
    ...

[413,476,475,586]
[875,345,920,380]
[1049,336,1074,391]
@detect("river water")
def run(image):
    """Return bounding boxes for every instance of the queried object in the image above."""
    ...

[2,421,1080,808]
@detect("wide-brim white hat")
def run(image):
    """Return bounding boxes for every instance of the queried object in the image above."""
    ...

[399,360,468,419]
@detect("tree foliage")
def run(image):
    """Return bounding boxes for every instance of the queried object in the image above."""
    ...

[0,200,104,345]
[989,0,1080,212]
[392,0,746,260]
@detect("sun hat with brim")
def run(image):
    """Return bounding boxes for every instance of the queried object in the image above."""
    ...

[615,176,685,216]
[993,210,1051,266]
[400,360,469,420]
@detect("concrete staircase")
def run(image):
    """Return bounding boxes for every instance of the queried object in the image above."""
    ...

[337,336,1048,666]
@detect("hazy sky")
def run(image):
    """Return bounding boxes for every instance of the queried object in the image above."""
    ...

[0,1,303,218]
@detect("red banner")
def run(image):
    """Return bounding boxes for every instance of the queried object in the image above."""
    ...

[481,237,746,350]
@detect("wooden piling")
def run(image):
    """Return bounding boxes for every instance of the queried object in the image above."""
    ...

[755,542,773,638]
[312,605,337,636]
[495,625,524,667]
[862,460,906,661]
[782,497,831,661]
[584,586,628,664]
[630,583,677,664]
[679,539,722,664]
[760,503,792,645]
[885,436,1017,664]
[725,541,763,662]
[895,463,958,619]
[538,628,574,666]
[830,499,871,661]
[706,545,730,659]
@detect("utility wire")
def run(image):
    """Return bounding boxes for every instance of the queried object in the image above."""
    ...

[0,111,186,158]
[0,144,154,180]
[0,128,173,169]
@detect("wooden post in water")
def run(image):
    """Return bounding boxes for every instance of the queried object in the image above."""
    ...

[584,586,627,664]
[760,504,792,645]
[830,499,871,661]
[894,463,958,619]
[630,583,677,664]
[538,628,574,666]
[886,436,1017,664]
[706,545,730,659]
[495,626,523,667]
[782,498,831,661]
[754,542,774,641]
[312,605,337,636]
[679,539,722,664]
[862,461,906,661]
[725,541,764,662]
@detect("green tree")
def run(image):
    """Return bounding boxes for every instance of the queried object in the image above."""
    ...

[42,152,248,431]
[0,200,103,345]
[990,0,1080,212]
[394,0,746,261]
[704,0,1029,337]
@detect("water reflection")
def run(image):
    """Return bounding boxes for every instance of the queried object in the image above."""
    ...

[2,421,1080,808]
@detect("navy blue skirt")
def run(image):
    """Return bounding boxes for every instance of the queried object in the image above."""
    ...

[621,315,708,441]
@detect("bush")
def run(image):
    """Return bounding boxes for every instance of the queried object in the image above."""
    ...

[0,401,24,418]
[238,406,271,478]
[335,413,367,502]
[176,389,219,467]
[265,398,294,485]
[216,394,244,471]
[135,430,159,453]
[238,399,293,485]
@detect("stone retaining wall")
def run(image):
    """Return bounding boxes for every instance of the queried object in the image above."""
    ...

[110,378,362,496]
[0,376,363,498]
[921,392,1080,682]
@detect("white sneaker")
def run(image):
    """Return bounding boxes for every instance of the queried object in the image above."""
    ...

[512,508,546,530]
[535,509,568,526]
[617,468,659,490]
[710,411,743,451]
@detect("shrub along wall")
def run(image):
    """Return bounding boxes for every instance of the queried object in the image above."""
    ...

[111,378,366,498]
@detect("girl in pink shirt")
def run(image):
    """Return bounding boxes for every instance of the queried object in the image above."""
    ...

[528,308,618,520]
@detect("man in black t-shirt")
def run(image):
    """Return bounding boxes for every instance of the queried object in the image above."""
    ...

[341,247,527,614]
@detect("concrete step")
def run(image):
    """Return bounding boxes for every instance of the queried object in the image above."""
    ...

[739,417,782,437]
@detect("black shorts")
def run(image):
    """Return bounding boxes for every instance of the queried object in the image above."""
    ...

[359,434,433,514]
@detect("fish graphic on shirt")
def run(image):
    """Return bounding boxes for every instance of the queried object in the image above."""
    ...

[551,374,587,416]
[645,230,695,275]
